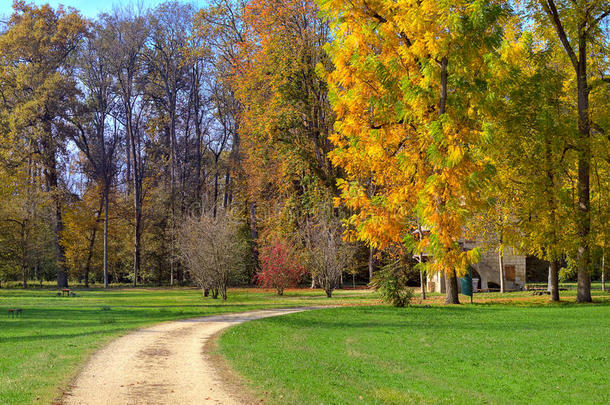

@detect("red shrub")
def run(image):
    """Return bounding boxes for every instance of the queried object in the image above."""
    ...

[255,241,306,295]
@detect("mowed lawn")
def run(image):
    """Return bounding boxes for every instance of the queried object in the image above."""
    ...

[220,300,610,404]
[0,287,376,404]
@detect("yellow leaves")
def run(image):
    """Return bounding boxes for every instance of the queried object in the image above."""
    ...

[447,144,464,167]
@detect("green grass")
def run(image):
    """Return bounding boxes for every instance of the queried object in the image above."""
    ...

[0,287,377,404]
[220,302,610,404]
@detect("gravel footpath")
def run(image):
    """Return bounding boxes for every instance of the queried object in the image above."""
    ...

[62,308,310,404]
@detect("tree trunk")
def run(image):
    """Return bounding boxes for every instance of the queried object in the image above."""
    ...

[213,170,219,217]
[84,197,103,288]
[103,184,109,288]
[419,269,426,300]
[602,251,606,292]
[549,260,560,302]
[21,222,27,289]
[444,270,459,304]
[325,289,332,298]
[223,169,230,209]
[574,24,592,303]
[543,1,592,303]
[368,246,376,283]
[249,202,259,269]
[132,162,142,288]
[498,247,505,294]
[45,157,68,288]
[126,129,132,193]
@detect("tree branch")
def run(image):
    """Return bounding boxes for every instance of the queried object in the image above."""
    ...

[542,0,579,70]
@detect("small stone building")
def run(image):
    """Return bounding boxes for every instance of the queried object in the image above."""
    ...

[426,240,527,293]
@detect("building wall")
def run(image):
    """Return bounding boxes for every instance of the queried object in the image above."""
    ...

[427,243,526,293]
[473,246,526,291]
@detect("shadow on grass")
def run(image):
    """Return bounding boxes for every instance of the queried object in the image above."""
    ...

[249,304,610,333]
[0,327,132,344]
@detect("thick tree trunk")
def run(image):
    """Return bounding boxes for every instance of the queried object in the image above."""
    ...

[444,270,460,304]
[549,260,560,302]
[575,50,592,303]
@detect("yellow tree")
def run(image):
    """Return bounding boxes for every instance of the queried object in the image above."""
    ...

[526,0,609,302]
[482,23,577,301]
[0,1,87,287]
[321,0,507,303]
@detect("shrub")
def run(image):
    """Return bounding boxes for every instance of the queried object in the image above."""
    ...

[370,261,414,307]
[301,214,355,298]
[256,241,305,295]
[177,209,245,300]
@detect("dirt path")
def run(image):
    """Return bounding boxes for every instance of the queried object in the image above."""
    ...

[63,308,310,405]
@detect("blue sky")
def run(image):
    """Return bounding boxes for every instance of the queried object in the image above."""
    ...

[1,1,208,18]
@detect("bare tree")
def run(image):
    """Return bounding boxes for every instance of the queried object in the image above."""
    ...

[302,214,355,298]
[177,209,243,300]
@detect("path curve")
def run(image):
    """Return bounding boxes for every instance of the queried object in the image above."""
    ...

[63,308,311,405]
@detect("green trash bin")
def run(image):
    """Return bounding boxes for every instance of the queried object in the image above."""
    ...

[459,267,473,303]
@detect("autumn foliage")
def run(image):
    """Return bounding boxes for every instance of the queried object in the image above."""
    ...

[255,241,306,295]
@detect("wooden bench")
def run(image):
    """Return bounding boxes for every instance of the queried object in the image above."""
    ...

[61,288,71,297]
[8,308,22,318]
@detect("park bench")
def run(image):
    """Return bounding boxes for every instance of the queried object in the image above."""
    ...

[58,288,76,297]
[8,308,22,318]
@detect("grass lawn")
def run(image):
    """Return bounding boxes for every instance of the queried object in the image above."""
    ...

[0,287,377,404]
[220,296,610,404]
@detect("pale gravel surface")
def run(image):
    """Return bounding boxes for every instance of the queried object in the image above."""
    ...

[62,308,311,405]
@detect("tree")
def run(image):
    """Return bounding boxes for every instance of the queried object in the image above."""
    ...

[0,1,87,287]
[481,22,580,302]
[302,213,354,298]
[177,209,244,299]
[527,0,609,302]
[105,7,150,286]
[370,260,415,307]
[320,0,507,304]
[255,240,305,295]
[227,0,340,254]
[69,19,121,287]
